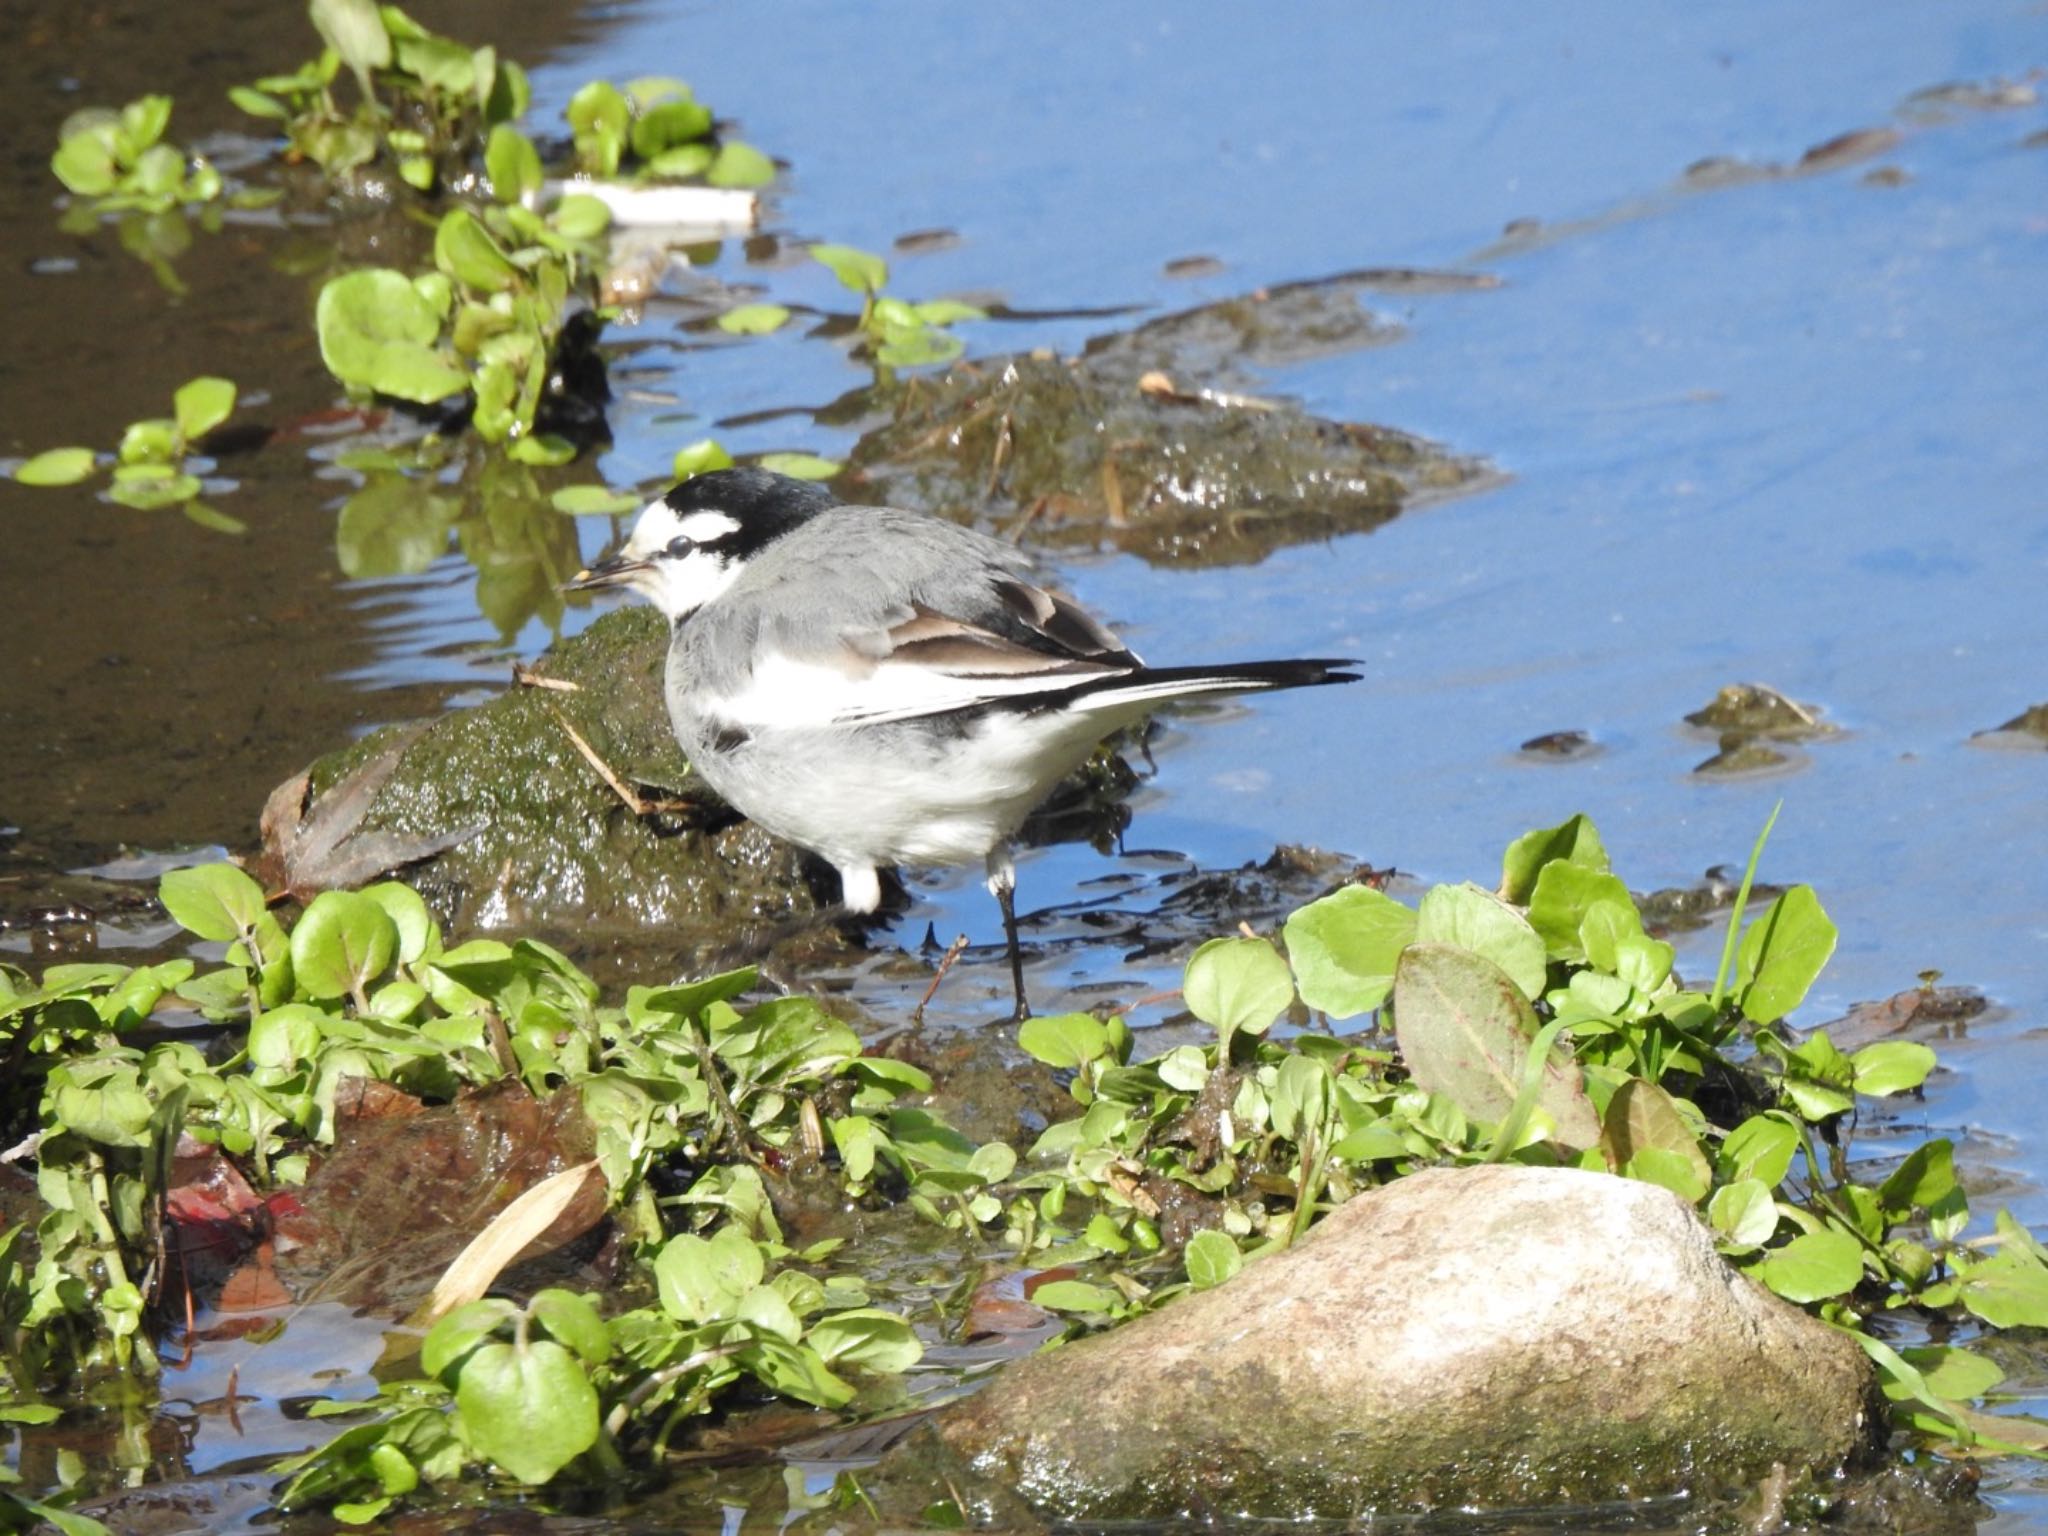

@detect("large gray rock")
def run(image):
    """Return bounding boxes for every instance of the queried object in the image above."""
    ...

[903,1165,1880,1518]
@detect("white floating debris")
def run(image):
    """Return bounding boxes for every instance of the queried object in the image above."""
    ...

[544,178,758,234]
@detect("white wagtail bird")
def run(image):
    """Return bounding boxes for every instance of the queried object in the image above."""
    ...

[568,467,1357,1018]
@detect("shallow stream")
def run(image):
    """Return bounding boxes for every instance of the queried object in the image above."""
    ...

[3,1,2047,1528]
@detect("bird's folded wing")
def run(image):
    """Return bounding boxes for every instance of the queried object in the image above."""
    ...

[710,585,1141,730]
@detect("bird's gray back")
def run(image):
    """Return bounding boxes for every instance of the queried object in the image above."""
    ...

[671,504,1038,697]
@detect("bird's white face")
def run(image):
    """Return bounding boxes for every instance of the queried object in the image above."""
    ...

[576,499,749,622]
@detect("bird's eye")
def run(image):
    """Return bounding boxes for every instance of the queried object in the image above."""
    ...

[664,535,695,558]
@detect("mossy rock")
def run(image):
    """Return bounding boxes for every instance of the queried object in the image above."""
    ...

[276,607,824,954]
[846,273,1489,567]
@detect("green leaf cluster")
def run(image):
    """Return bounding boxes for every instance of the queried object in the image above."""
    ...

[812,244,986,369]
[50,96,222,213]
[275,1249,917,1514]
[0,864,977,1463]
[565,77,770,187]
[11,377,243,534]
[231,1,530,190]
[314,188,609,446]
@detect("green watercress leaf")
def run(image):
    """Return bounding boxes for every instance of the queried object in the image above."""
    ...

[753,452,839,480]
[1499,812,1608,904]
[15,447,97,486]
[1183,936,1294,1054]
[1751,1227,1865,1303]
[310,0,392,97]
[1415,882,1547,1001]
[672,439,734,480]
[1736,885,1837,1025]
[1526,861,1637,963]
[717,303,791,335]
[1707,1178,1779,1247]
[1185,1228,1243,1289]
[1016,1013,1111,1069]
[1958,1243,2048,1330]
[455,1339,599,1483]
[706,140,774,187]
[289,890,399,1001]
[805,1309,922,1372]
[1282,884,1415,1018]
[552,485,644,516]
[159,862,268,942]
[550,193,610,240]
[811,243,887,296]
[172,376,236,442]
[631,98,712,158]
[434,209,519,293]
[485,124,542,204]
[317,269,469,404]
[1851,1040,1935,1097]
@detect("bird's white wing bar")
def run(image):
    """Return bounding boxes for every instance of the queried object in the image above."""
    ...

[705,648,1131,730]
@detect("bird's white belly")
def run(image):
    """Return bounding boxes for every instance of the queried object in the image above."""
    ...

[683,706,1117,872]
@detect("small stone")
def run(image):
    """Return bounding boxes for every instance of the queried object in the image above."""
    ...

[1518,729,1600,760]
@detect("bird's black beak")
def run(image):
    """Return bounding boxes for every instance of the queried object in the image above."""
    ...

[563,554,650,594]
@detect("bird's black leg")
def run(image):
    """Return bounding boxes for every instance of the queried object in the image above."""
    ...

[986,849,1030,1021]
[998,880,1030,1021]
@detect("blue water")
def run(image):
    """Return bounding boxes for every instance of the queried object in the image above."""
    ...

[525,1,2048,1059]
[15,0,2045,1517]
[536,11,2048,1515]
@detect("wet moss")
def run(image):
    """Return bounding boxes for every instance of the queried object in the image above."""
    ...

[291,608,824,950]
[1684,683,1839,777]
[847,275,1488,567]
[1972,701,2048,749]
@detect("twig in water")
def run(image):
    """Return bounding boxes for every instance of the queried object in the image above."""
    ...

[1004,494,1050,543]
[912,934,972,1023]
[984,410,1014,500]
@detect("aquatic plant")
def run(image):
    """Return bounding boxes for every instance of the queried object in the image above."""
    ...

[9,377,246,532]
[3,809,2042,1530]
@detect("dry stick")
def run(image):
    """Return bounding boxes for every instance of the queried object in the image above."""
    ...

[512,662,580,693]
[546,704,692,817]
[911,934,972,1023]
[900,395,1000,459]
[1004,494,1051,543]
[983,410,1014,500]
[688,1015,756,1163]
[1125,989,1184,1013]
[1100,457,1127,527]
[177,1237,196,1368]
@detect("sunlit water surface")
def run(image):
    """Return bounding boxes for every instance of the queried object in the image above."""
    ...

[4,0,2047,1525]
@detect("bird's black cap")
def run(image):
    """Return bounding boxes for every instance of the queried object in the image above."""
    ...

[667,466,835,520]
[662,468,838,557]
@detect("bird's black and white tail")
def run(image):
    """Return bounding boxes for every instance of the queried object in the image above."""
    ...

[1044,658,1361,716]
